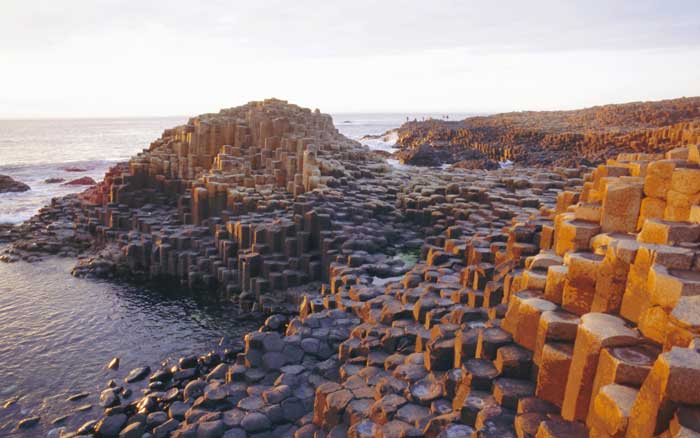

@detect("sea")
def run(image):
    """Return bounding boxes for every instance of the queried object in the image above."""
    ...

[0,112,469,437]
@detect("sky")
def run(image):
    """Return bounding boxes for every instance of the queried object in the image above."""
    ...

[1,0,699,118]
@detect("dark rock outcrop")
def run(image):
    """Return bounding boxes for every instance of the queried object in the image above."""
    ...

[0,174,30,193]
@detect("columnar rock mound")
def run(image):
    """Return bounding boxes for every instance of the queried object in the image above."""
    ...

[395,96,700,167]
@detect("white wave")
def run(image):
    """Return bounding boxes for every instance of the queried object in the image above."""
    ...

[0,211,31,225]
[499,160,514,169]
[357,130,400,154]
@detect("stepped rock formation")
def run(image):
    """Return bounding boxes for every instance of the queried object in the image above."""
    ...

[4,99,700,437]
[394,97,700,167]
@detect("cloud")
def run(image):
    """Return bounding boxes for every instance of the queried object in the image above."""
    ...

[0,0,699,117]
[2,0,700,55]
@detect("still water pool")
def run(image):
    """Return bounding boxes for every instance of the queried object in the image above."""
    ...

[0,255,259,437]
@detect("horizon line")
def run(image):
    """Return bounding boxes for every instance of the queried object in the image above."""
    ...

[0,111,491,121]
[1,94,698,121]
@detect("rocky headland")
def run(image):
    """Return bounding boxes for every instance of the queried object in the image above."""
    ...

[393,97,700,167]
[3,98,700,438]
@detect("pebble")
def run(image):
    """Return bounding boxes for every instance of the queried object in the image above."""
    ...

[118,421,145,438]
[124,366,151,383]
[107,357,120,370]
[99,388,120,407]
[240,412,271,432]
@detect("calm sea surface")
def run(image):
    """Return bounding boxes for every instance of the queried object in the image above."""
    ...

[0,112,469,436]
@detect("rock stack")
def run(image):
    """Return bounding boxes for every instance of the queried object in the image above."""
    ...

[88,98,376,210]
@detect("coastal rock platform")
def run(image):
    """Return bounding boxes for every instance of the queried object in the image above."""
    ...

[4,99,700,437]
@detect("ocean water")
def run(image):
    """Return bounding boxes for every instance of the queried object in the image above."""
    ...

[0,117,185,224]
[0,112,469,436]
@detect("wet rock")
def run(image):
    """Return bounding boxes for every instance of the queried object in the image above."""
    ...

[241,412,271,432]
[16,416,40,429]
[223,428,247,438]
[409,376,443,405]
[151,368,173,382]
[153,418,180,438]
[147,411,169,427]
[137,395,158,413]
[348,420,379,438]
[238,395,265,411]
[396,402,430,426]
[67,391,90,401]
[0,174,30,193]
[107,357,120,370]
[100,388,120,407]
[169,401,190,420]
[162,387,179,402]
[180,355,198,369]
[174,366,198,381]
[125,366,151,383]
[282,397,306,422]
[207,363,228,381]
[204,382,229,402]
[76,419,98,434]
[264,314,288,332]
[262,385,292,404]
[222,409,246,428]
[198,420,225,438]
[119,422,145,438]
[184,379,207,401]
[94,413,127,437]
[51,414,69,425]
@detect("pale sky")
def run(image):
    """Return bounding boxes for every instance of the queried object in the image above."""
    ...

[1,0,699,118]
